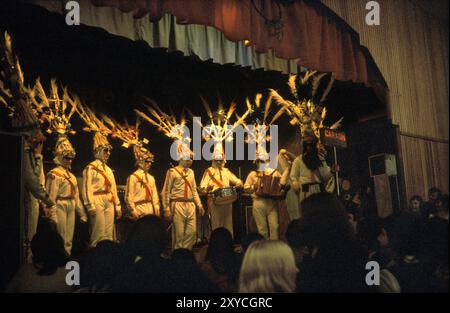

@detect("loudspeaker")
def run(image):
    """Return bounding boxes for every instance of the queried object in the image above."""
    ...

[369,154,401,218]
[368,154,397,177]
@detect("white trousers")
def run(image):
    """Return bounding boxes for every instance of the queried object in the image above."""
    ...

[89,194,115,247]
[286,188,301,220]
[171,201,197,250]
[26,194,40,243]
[210,202,233,237]
[135,202,155,217]
[51,199,75,255]
[252,198,279,240]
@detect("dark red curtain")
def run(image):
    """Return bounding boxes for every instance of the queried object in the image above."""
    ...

[91,0,387,94]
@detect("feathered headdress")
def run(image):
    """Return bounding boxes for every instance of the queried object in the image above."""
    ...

[75,101,112,152]
[135,98,192,160]
[270,70,343,142]
[28,78,78,136]
[103,116,153,163]
[27,78,80,165]
[189,96,252,161]
[239,93,282,162]
[0,31,40,134]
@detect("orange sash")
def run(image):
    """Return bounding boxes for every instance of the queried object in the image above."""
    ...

[133,172,153,204]
[49,168,76,198]
[206,168,224,188]
[172,166,193,198]
[89,163,116,204]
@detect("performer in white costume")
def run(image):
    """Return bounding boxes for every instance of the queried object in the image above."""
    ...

[105,118,160,219]
[197,99,251,238]
[0,32,54,258]
[46,136,87,254]
[240,93,291,238]
[30,80,89,255]
[161,147,204,250]
[200,143,242,237]
[244,149,289,240]
[276,149,299,220]
[76,105,121,247]
[270,71,341,213]
[290,137,334,204]
[135,102,204,250]
[125,145,159,219]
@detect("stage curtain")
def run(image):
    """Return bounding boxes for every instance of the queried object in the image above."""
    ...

[88,0,375,84]
[30,0,388,97]
[30,0,300,74]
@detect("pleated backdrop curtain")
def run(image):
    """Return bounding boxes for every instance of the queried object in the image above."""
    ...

[31,0,387,88]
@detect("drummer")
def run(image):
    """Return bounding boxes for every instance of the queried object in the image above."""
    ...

[200,144,242,237]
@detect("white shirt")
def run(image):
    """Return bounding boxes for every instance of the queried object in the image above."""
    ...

[290,155,332,186]
[81,159,121,212]
[200,166,241,192]
[46,166,86,219]
[125,169,160,215]
[161,166,202,211]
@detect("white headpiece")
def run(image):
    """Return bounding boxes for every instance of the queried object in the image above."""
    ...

[135,98,192,161]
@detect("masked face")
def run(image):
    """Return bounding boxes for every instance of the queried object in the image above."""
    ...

[179,158,193,168]
[303,142,317,155]
[95,146,112,163]
[61,155,74,169]
[212,159,225,169]
[256,159,270,171]
[138,159,153,172]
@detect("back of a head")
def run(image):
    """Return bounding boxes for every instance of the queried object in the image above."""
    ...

[31,229,67,274]
[36,218,58,234]
[80,240,127,289]
[206,227,233,262]
[300,192,355,248]
[239,240,297,293]
[285,219,304,249]
[126,215,166,258]
[429,187,442,196]
[357,218,383,251]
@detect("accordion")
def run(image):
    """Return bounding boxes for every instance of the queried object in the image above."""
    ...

[255,172,286,199]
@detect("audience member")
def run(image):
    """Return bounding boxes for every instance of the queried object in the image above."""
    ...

[200,228,240,292]
[75,240,129,292]
[357,218,400,293]
[295,192,373,293]
[6,228,72,293]
[239,240,297,293]
[422,187,442,218]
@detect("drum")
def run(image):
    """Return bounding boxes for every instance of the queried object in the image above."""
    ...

[211,187,238,205]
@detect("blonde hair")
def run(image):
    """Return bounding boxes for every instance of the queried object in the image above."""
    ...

[239,240,297,293]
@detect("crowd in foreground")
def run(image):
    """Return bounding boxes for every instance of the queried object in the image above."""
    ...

[5,189,449,293]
